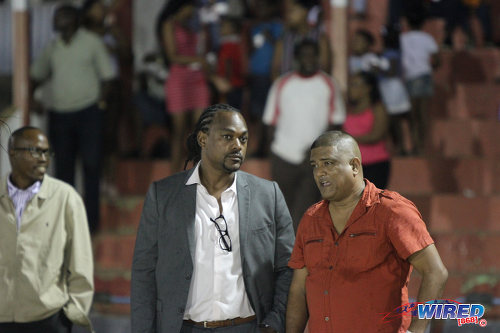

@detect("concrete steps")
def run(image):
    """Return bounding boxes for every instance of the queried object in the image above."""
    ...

[388,157,500,196]
[91,44,500,322]
[100,196,143,232]
[114,159,170,195]
[94,233,136,271]
[431,120,500,158]
[445,84,500,120]
[434,49,500,85]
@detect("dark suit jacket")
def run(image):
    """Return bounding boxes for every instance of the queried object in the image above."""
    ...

[131,169,295,333]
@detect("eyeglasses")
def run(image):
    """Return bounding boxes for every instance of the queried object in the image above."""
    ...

[210,214,232,252]
[13,147,54,159]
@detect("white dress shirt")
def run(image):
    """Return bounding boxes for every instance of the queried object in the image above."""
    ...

[183,163,255,321]
[7,176,41,231]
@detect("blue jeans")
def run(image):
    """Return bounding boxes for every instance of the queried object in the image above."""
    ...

[406,74,434,98]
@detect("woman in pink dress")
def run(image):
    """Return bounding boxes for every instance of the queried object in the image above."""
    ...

[343,71,391,189]
[159,0,210,172]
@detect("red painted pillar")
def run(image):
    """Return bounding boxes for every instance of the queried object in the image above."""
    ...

[324,0,348,93]
[12,0,30,125]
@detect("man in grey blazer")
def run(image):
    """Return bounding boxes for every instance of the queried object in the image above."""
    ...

[131,104,295,333]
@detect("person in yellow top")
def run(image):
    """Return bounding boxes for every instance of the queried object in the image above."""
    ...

[0,126,94,333]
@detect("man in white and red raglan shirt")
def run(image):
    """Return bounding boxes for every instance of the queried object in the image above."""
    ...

[263,38,346,231]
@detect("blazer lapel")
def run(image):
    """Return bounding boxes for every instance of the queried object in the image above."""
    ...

[177,171,197,265]
[237,172,250,266]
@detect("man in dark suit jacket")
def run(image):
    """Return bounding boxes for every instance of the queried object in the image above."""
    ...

[131,104,295,333]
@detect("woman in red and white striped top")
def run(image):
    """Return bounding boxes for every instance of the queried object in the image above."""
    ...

[159,0,210,172]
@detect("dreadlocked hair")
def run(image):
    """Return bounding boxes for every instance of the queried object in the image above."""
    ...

[184,104,240,170]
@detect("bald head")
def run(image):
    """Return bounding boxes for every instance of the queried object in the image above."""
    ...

[311,131,362,163]
[309,131,365,203]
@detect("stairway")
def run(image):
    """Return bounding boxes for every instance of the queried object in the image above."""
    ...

[398,48,500,328]
[89,2,500,329]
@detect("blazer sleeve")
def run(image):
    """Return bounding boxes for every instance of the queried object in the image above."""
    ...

[131,183,160,333]
[262,181,295,332]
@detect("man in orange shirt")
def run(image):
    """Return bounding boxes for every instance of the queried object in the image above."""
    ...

[286,131,448,333]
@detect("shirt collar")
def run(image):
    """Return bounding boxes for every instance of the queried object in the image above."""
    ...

[359,179,381,207]
[56,28,83,46]
[7,175,42,196]
[186,162,238,194]
[313,179,380,221]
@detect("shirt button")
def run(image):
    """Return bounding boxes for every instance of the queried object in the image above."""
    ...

[185,274,192,280]
[329,266,333,270]
[324,290,328,295]
[325,317,329,322]
[334,242,339,246]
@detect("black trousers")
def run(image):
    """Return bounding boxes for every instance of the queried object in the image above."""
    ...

[48,104,103,233]
[363,160,391,190]
[0,310,72,333]
[270,153,321,232]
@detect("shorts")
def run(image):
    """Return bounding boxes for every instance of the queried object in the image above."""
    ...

[406,74,434,98]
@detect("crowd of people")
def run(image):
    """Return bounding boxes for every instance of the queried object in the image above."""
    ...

[138,0,445,223]
[130,105,448,333]
[3,0,498,331]
[0,109,449,333]
[0,0,493,232]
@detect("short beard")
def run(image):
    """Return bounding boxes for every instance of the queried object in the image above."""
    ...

[222,161,241,173]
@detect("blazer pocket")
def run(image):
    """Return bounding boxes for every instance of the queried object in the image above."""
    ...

[251,223,272,234]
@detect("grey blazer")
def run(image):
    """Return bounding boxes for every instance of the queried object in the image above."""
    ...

[131,169,295,333]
